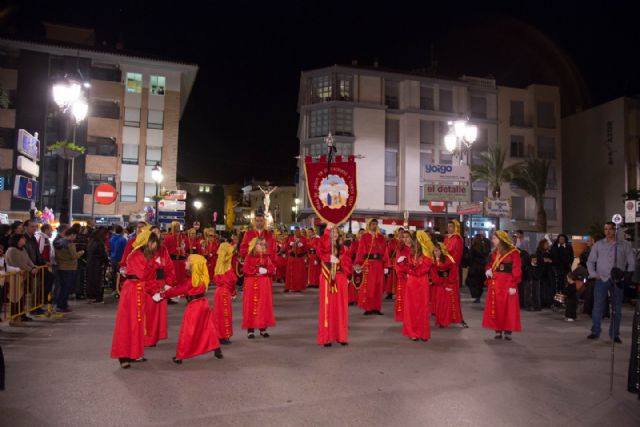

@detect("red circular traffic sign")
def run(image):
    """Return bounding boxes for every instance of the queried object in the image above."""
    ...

[26,181,33,199]
[428,201,447,213]
[95,183,117,205]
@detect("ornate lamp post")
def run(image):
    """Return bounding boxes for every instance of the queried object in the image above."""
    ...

[151,162,163,225]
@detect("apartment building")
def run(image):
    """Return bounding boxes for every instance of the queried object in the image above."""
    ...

[296,65,563,233]
[0,24,197,222]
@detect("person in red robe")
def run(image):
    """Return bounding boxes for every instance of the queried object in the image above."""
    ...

[155,254,223,363]
[347,229,364,305]
[394,230,413,322]
[110,229,158,369]
[444,220,464,309]
[163,221,187,284]
[384,229,402,299]
[285,227,308,292]
[482,230,522,340]
[317,226,351,347]
[118,221,148,290]
[402,230,434,341]
[354,219,390,315]
[431,244,467,328]
[242,237,277,338]
[239,210,277,261]
[212,242,237,345]
[274,233,288,282]
[144,226,177,347]
[306,228,321,288]
[185,227,202,255]
[200,228,219,279]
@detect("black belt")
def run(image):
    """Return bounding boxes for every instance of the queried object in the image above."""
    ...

[125,275,140,280]
[364,254,382,260]
[308,249,316,255]
[437,271,449,278]
[170,255,186,260]
[289,253,307,258]
[185,293,206,303]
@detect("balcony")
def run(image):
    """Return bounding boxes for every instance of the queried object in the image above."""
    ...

[90,79,123,101]
[85,154,117,174]
[88,116,119,139]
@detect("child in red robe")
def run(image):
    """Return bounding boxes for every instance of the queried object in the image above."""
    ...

[431,244,466,328]
[317,226,351,347]
[242,237,276,338]
[212,242,237,345]
[110,230,158,369]
[285,228,308,292]
[483,230,522,341]
[156,254,222,363]
[402,230,433,342]
[394,230,413,322]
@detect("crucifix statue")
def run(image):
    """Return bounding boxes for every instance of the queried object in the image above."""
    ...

[258,185,278,228]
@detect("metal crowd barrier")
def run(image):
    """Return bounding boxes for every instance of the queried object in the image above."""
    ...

[0,266,47,321]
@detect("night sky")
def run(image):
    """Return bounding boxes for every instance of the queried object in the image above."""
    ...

[5,1,640,184]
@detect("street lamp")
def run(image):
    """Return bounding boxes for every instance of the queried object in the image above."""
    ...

[52,78,89,223]
[443,118,478,164]
[292,197,300,224]
[193,200,203,210]
[151,162,163,225]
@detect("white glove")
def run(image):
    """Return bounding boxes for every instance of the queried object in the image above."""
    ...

[397,256,406,263]
[330,255,339,264]
[152,293,162,303]
[485,269,493,278]
[258,267,268,275]
[384,268,389,275]
[313,261,318,265]
[297,242,303,247]
[163,285,172,291]
[155,257,162,265]
[289,242,294,246]
[508,288,517,296]
[445,287,452,292]
[119,267,126,275]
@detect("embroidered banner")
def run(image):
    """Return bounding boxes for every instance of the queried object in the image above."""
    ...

[304,155,357,225]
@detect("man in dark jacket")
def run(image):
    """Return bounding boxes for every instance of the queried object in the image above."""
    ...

[23,220,54,314]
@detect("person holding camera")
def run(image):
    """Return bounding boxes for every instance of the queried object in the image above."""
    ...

[586,221,635,343]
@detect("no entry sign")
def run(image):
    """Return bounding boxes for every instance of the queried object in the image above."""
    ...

[95,183,117,205]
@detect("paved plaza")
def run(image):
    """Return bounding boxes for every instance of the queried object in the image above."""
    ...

[1,283,638,427]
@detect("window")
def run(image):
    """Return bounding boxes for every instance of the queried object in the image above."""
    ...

[87,136,117,156]
[439,150,453,165]
[144,183,156,202]
[309,108,330,137]
[305,141,353,157]
[470,95,487,119]
[86,173,116,185]
[385,119,399,205]
[385,81,399,109]
[120,182,137,202]
[420,120,434,144]
[148,110,164,129]
[312,75,332,102]
[337,74,352,100]
[420,86,434,110]
[90,65,121,82]
[510,100,524,126]
[510,135,525,158]
[544,197,557,220]
[439,88,453,112]
[90,100,120,119]
[124,107,141,127]
[512,196,526,220]
[0,127,15,149]
[146,146,162,166]
[126,72,142,93]
[150,75,166,95]
[472,181,488,202]
[537,136,556,159]
[547,166,557,190]
[122,144,139,164]
[537,102,555,128]
[334,107,352,136]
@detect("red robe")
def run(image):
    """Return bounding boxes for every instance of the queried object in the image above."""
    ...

[110,250,156,360]
[402,255,432,340]
[186,235,203,255]
[274,240,288,282]
[307,236,321,287]
[162,279,220,360]
[200,238,219,279]
[163,232,187,283]
[393,245,412,322]
[144,245,176,347]
[347,238,360,304]
[317,233,351,345]
[212,269,237,339]
[384,239,399,294]
[431,255,465,327]
[285,235,308,291]
[239,229,276,260]
[482,249,522,332]
[355,232,389,311]
[242,254,276,329]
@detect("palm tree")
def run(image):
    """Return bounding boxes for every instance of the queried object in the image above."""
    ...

[510,157,552,232]
[470,144,519,198]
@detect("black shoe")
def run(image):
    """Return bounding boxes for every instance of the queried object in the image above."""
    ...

[220,338,232,345]
[167,299,177,305]
[133,357,147,363]
[494,333,503,340]
[363,311,373,315]
[461,322,469,328]
[323,343,332,347]
[374,310,384,315]
[283,289,290,293]
[385,294,393,300]
[348,302,356,306]
[504,333,512,341]
[613,337,622,344]
[120,361,131,369]
[339,342,349,346]
[587,334,599,340]
[214,348,223,359]
[172,357,182,364]
[260,331,270,338]
[247,332,255,339]
[473,298,481,304]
